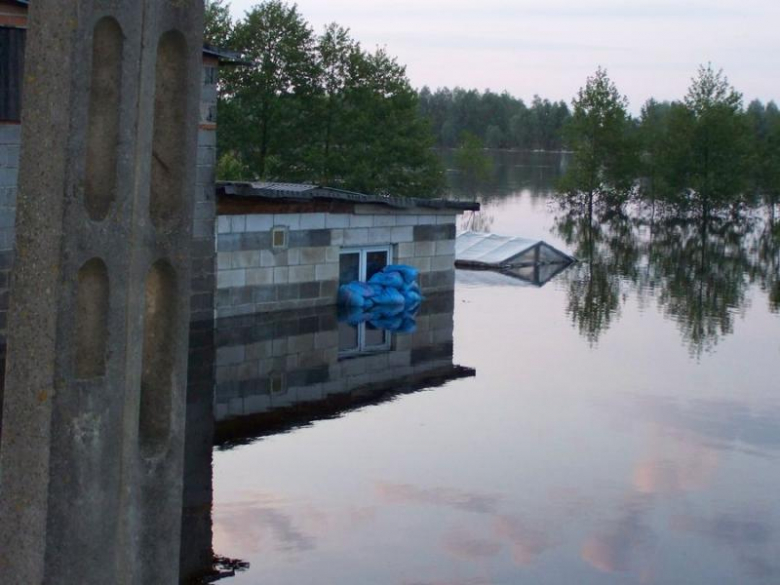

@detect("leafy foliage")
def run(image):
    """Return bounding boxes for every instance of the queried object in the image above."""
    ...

[558,67,638,220]
[214,1,443,197]
[418,88,570,150]
[204,0,233,47]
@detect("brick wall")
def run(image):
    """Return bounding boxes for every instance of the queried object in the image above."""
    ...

[212,292,461,425]
[215,209,458,318]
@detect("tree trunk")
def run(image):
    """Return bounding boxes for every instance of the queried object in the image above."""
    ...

[588,190,594,227]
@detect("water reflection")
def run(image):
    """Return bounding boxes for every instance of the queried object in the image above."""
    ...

[441,149,565,204]
[201,152,779,584]
[213,292,472,448]
[187,292,471,582]
[447,151,779,355]
[549,211,779,355]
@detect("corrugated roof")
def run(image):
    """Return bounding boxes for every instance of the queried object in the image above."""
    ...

[455,231,574,267]
[218,181,480,212]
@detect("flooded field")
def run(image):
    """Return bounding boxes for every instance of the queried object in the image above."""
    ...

[210,151,780,584]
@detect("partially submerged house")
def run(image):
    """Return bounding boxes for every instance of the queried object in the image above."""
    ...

[215,182,478,318]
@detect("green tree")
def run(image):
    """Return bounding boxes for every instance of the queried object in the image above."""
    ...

[313,23,359,184]
[665,64,751,219]
[217,1,443,196]
[204,0,233,47]
[221,0,318,178]
[333,48,444,197]
[558,67,637,223]
[637,99,672,217]
[746,100,780,220]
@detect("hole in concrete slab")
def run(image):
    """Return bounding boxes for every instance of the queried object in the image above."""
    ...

[85,17,123,221]
[139,260,178,457]
[75,258,109,379]
[149,30,188,231]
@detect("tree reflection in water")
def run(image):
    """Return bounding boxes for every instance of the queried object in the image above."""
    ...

[555,210,778,356]
[752,220,780,314]
[554,210,641,345]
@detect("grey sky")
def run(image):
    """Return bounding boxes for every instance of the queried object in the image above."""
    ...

[228,0,779,111]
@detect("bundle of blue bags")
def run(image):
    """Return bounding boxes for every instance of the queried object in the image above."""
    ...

[338,264,423,309]
[338,264,424,333]
[338,302,419,333]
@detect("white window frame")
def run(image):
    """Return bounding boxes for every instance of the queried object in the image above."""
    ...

[338,321,392,358]
[339,245,393,283]
[338,245,394,357]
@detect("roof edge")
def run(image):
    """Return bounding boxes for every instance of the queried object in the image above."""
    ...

[217,181,480,212]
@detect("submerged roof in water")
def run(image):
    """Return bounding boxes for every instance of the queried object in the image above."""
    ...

[455,231,575,267]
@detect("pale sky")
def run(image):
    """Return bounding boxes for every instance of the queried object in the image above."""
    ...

[228,0,779,112]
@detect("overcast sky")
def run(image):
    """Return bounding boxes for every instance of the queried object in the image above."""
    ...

[227,0,779,111]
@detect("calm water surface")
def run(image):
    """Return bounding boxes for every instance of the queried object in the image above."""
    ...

[211,151,780,584]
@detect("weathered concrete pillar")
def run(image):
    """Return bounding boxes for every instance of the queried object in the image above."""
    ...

[0,1,204,584]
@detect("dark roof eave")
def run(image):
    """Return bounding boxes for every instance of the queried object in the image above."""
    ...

[217,181,480,212]
[201,44,253,67]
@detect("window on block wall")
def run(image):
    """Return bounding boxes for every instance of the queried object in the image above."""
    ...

[338,245,392,285]
[338,245,393,357]
[338,318,392,357]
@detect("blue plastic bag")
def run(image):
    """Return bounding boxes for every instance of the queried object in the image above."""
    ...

[368,271,405,290]
[383,264,419,285]
[338,284,366,307]
[371,285,405,306]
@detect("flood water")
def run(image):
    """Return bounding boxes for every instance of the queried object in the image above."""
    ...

[209,151,780,584]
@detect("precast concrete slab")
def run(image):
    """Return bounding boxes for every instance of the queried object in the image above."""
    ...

[0,2,204,584]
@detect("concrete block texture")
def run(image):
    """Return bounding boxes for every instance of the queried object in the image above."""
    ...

[214,214,459,317]
[212,291,460,429]
[0,3,204,585]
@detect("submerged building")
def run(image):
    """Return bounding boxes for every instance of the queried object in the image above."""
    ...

[215,182,477,317]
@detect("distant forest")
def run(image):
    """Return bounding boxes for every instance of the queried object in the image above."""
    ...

[418,88,571,151]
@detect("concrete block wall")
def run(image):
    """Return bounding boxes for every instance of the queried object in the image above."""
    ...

[212,292,457,422]
[215,209,458,318]
[0,123,20,340]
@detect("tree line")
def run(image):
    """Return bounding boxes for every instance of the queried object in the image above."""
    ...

[418,88,571,151]
[559,65,780,223]
[207,0,445,197]
[207,2,779,214]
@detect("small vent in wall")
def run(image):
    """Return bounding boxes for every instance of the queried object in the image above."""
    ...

[272,227,288,249]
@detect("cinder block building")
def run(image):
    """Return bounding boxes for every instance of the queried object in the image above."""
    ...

[215,182,477,318]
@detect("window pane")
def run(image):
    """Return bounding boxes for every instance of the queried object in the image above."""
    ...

[338,321,359,353]
[364,325,387,348]
[366,250,389,281]
[339,253,360,284]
